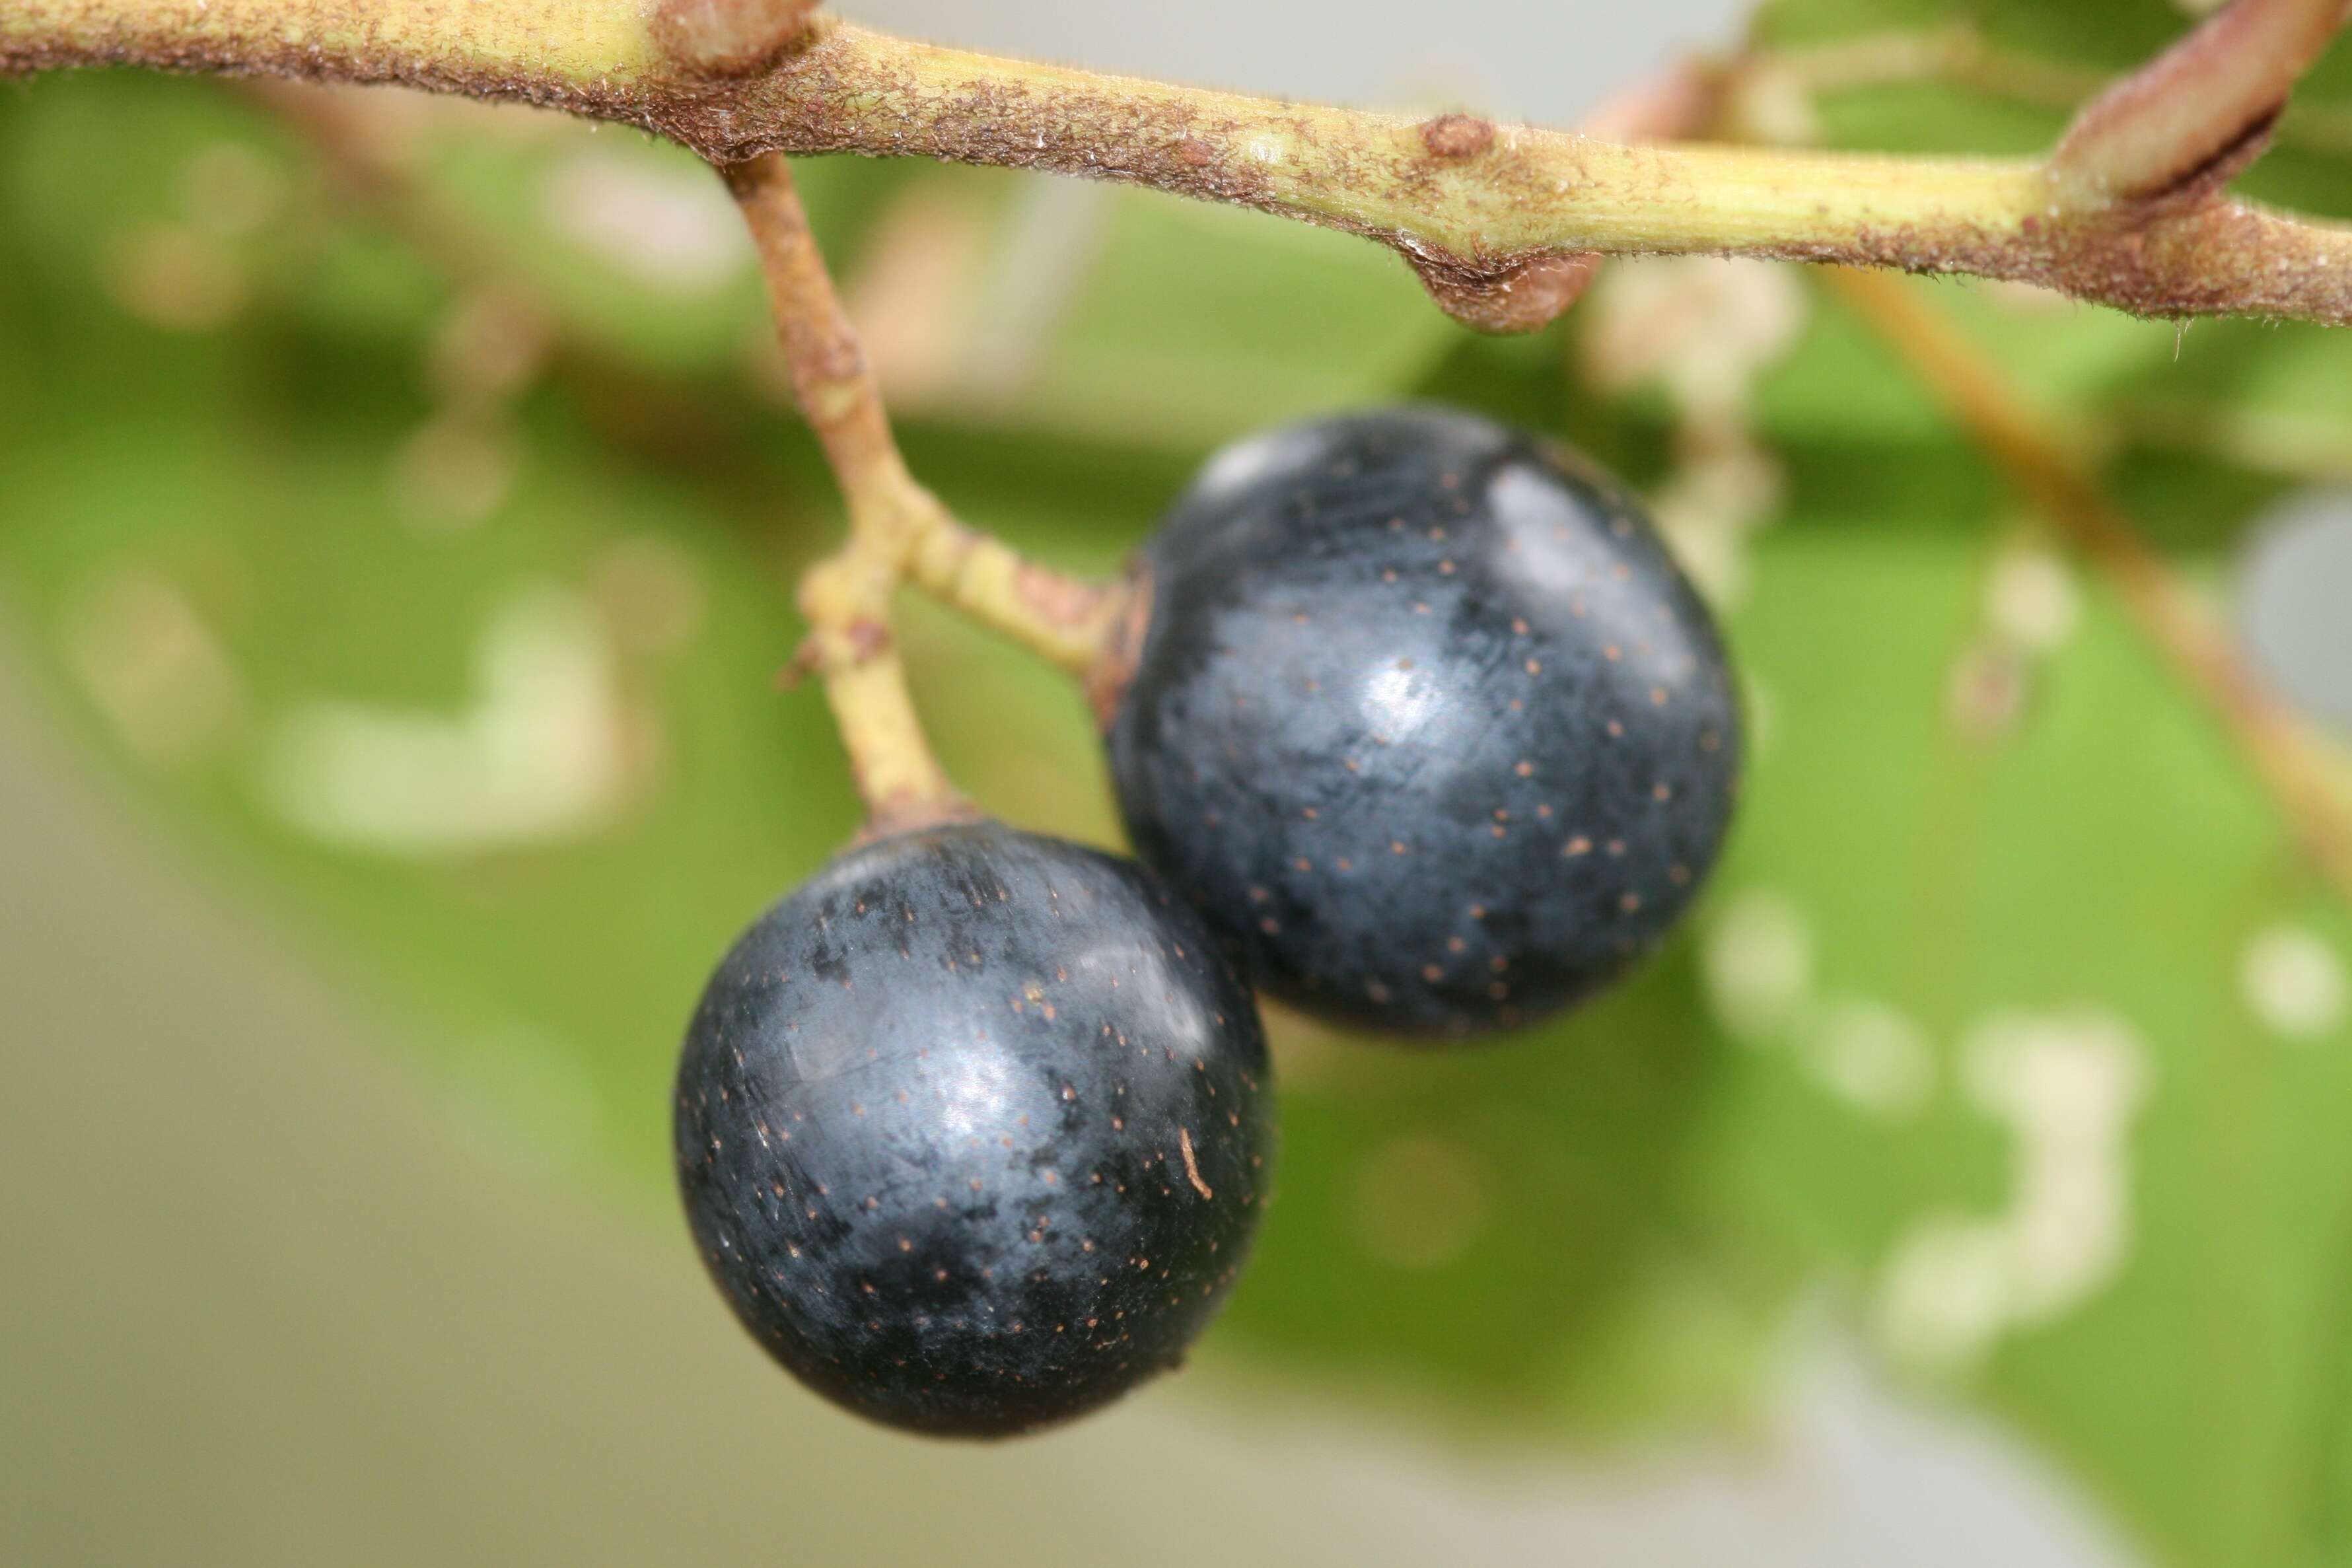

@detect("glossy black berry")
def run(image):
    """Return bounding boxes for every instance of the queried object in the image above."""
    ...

[673,819,1274,1437]
[1104,406,1740,1038]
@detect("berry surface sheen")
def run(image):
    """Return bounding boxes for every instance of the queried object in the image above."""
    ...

[674,822,1273,1437]
[1106,407,1741,1038]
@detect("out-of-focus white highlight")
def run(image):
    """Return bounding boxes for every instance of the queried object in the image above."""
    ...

[2240,924,2347,1040]
[261,585,631,855]
[1876,1011,2151,1373]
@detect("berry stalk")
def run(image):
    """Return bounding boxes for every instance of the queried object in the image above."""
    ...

[725,151,960,830]
[724,151,1124,827]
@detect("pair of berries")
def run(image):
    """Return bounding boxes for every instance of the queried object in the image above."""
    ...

[673,408,1742,1435]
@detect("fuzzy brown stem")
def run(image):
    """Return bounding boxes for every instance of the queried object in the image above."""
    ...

[725,155,912,517]
[1406,59,1730,330]
[7,6,2352,328]
[726,153,962,826]
[726,152,1127,823]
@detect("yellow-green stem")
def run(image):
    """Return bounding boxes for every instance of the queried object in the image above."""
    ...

[725,151,1123,825]
[905,524,1130,678]
[727,152,958,827]
[5,4,2350,327]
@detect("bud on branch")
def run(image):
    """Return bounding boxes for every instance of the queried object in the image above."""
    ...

[655,0,817,79]
[2048,0,2350,207]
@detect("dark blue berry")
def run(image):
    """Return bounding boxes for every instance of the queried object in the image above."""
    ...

[1104,406,1740,1039]
[673,820,1275,1437]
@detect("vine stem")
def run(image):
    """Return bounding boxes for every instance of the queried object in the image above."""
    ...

[4,2,2351,329]
[1822,266,2352,899]
[724,152,1125,830]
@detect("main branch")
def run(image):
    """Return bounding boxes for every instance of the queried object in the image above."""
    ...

[7,1,2351,328]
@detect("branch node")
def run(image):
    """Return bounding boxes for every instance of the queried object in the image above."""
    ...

[1401,246,1600,335]
[776,637,822,691]
[1084,572,1155,729]
[1419,114,1495,159]
[2048,0,2348,207]
[655,0,820,78]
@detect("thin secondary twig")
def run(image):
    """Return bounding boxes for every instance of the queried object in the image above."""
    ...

[1823,266,2352,899]
[5,2,2351,329]
[1703,19,2352,899]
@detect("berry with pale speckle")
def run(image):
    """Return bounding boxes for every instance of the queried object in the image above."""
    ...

[674,819,1273,1437]
[1104,406,1740,1038]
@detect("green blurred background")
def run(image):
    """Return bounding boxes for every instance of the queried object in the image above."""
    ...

[5,1,2352,1563]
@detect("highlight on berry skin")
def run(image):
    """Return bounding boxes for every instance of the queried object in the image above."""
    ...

[1101,406,1742,1042]
[674,405,1742,1433]
[673,818,1274,1437]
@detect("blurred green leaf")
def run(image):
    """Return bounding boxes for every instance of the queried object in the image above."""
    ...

[6,26,2352,1568]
